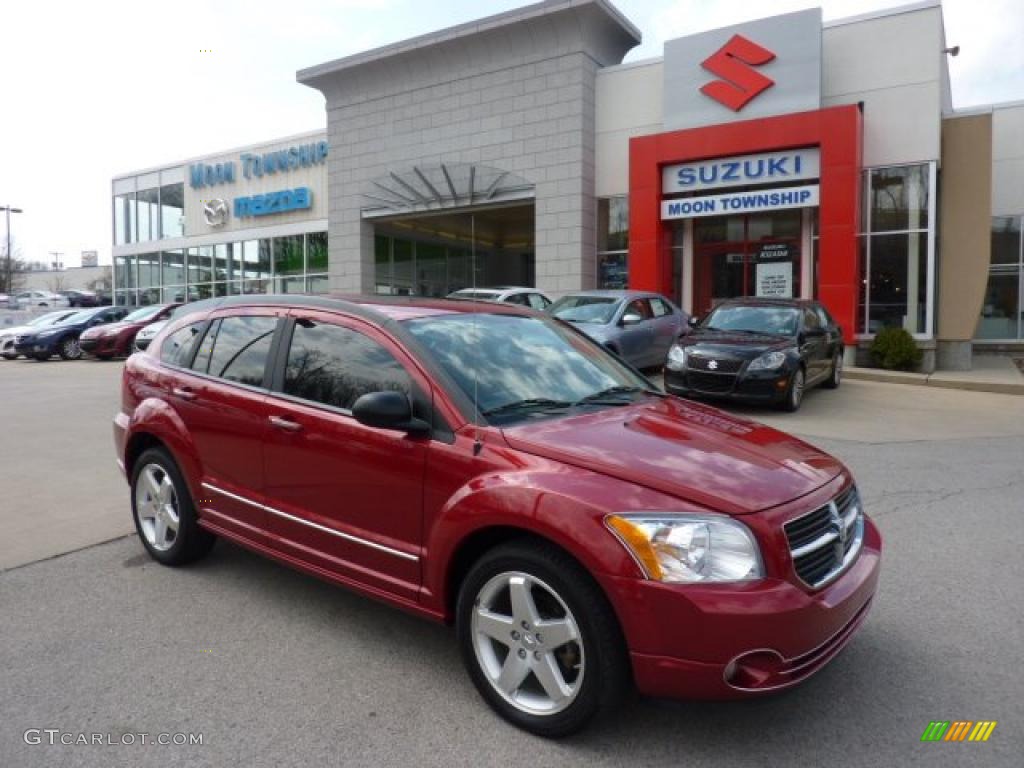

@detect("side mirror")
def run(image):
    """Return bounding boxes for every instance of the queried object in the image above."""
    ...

[352,391,430,435]
[621,313,643,327]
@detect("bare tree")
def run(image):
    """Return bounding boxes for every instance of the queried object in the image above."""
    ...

[0,238,27,294]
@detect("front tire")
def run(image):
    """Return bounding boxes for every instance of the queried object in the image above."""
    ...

[823,352,842,389]
[131,447,216,566]
[58,336,82,360]
[780,367,805,412]
[456,540,628,738]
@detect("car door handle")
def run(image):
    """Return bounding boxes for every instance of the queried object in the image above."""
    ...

[268,415,303,433]
[171,386,196,401]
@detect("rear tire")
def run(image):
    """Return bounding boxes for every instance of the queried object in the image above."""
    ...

[456,540,628,737]
[1,353,16,361]
[131,447,216,566]
[822,352,842,389]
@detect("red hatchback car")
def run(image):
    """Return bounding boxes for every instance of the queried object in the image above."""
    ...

[113,295,881,736]
[81,303,180,359]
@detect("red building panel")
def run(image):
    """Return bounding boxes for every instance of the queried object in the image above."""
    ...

[628,105,863,343]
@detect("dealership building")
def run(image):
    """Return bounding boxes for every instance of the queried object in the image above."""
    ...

[112,0,1024,370]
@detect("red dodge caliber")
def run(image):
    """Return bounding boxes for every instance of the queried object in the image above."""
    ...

[113,294,881,736]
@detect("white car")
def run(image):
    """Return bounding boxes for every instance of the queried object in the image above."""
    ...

[14,290,70,309]
[446,286,552,310]
[0,310,78,359]
[132,319,169,353]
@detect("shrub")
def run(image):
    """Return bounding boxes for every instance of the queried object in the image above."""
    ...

[870,326,922,371]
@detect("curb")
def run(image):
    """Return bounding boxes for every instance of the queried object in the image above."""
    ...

[845,367,1024,396]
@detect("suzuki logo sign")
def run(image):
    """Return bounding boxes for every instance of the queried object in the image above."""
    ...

[700,34,776,111]
[662,8,821,130]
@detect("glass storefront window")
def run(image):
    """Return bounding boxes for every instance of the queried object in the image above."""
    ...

[392,239,413,295]
[597,197,629,290]
[375,235,392,294]
[137,188,159,242]
[977,217,1023,340]
[114,193,135,245]
[162,249,186,286]
[870,165,929,233]
[416,242,446,298]
[138,253,160,304]
[273,235,304,278]
[160,183,184,239]
[307,275,329,294]
[307,232,327,273]
[859,163,934,336]
[866,233,927,334]
[187,246,213,285]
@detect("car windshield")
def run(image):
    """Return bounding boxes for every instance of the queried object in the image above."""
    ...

[548,296,618,324]
[124,305,163,323]
[703,305,800,336]
[405,313,653,425]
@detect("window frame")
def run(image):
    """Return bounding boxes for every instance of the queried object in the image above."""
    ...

[266,310,453,442]
[856,161,937,341]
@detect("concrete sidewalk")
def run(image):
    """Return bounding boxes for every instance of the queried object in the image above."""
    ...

[846,354,1024,395]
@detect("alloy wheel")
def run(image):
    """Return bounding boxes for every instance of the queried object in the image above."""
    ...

[833,354,843,385]
[471,571,584,717]
[134,463,181,552]
[61,337,81,359]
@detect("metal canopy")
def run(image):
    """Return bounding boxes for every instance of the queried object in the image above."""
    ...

[361,163,534,218]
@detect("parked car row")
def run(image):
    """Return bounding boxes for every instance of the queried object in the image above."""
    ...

[2,304,178,361]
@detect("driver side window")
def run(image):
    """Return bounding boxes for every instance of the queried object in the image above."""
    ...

[624,299,651,321]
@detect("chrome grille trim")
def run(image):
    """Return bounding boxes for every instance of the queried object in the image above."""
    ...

[784,487,864,589]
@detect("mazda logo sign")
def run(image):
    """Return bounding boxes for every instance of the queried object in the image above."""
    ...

[708,360,718,370]
[203,198,229,227]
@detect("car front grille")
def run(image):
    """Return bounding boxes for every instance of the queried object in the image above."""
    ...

[685,371,737,394]
[784,486,864,589]
[687,355,745,374]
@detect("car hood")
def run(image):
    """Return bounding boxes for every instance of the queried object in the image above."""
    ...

[501,396,842,515]
[82,321,138,339]
[682,330,794,359]
[0,324,38,338]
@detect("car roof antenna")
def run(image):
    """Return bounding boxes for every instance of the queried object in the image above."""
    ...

[471,212,483,457]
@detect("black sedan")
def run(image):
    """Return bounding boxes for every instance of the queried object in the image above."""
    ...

[14,306,129,361]
[663,299,843,412]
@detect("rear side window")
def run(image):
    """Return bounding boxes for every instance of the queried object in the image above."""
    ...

[194,316,277,387]
[650,298,673,317]
[504,293,529,306]
[527,293,549,310]
[160,323,205,367]
[284,320,410,411]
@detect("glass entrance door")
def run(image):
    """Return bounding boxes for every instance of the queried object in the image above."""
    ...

[692,209,803,316]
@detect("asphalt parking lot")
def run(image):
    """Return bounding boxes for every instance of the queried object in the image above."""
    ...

[1,358,1022,767]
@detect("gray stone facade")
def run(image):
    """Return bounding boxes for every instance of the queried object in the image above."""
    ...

[298,0,639,295]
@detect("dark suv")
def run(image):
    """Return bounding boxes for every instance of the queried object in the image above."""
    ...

[114,294,879,736]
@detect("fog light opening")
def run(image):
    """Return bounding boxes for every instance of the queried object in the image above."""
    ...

[724,649,786,689]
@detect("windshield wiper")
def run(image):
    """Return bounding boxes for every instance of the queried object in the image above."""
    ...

[481,398,574,417]
[573,385,661,406]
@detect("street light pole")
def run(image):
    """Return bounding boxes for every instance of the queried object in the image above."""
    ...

[2,204,24,295]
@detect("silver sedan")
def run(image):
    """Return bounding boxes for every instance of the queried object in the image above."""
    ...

[547,290,689,369]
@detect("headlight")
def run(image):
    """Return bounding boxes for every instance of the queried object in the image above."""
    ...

[666,344,687,371]
[606,514,763,583]
[747,350,789,371]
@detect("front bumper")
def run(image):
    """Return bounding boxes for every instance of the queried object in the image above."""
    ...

[605,512,882,700]
[80,335,123,357]
[14,338,58,357]
[664,366,793,404]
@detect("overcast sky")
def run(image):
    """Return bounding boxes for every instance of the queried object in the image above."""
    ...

[1,0,1021,268]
